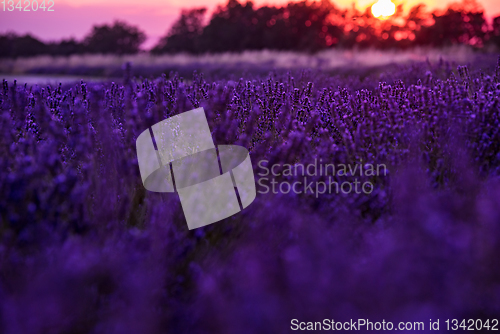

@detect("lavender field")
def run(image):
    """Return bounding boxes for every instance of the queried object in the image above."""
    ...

[1,57,500,333]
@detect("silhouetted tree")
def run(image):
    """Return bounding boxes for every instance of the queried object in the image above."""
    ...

[197,0,257,52]
[398,4,429,47]
[152,8,206,54]
[415,0,487,47]
[84,21,146,54]
[341,7,379,48]
[0,0,498,58]
[0,33,17,58]
[240,5,286,50]
[153,0,345,53]
[49,38,85,56]
[491,16,500,47]
[0,33,48,58]
[283,0,343,51]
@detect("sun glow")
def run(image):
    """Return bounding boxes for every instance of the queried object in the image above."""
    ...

[371,0,396,18]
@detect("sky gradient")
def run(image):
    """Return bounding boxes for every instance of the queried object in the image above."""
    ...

[1,0,499,49]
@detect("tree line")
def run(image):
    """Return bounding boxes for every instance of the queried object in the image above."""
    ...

[0,21,145,58]
[1,0,500,58]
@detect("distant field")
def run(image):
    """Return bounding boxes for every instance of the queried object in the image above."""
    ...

[0,74,112,86]
[1,47,498,80]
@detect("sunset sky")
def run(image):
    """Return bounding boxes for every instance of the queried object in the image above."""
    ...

[1,0,500,49]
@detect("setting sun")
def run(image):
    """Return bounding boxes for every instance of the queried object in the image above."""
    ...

[371,0,396,18]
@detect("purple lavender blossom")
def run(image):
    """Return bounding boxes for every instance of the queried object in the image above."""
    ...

[1,57,500,333]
